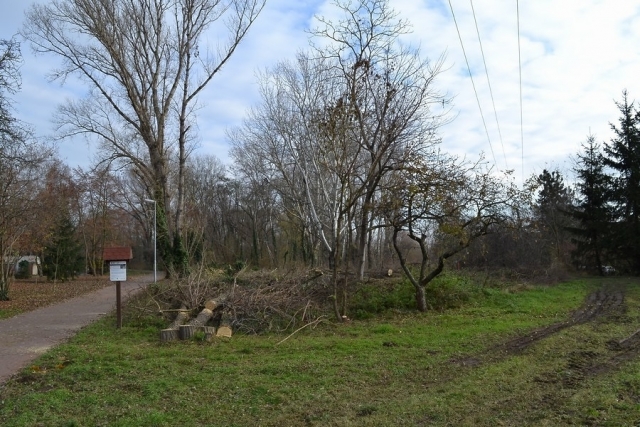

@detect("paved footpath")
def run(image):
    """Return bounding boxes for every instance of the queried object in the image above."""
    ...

[0,275,152,385]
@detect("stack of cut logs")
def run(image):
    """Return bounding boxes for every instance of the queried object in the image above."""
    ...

[159,298,232,342]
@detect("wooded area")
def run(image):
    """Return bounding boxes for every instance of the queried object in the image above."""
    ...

[1,0,639,317]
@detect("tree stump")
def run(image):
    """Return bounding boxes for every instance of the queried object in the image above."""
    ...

[179,324,196,340]
[216,326,232,338]
[160,328,179,342]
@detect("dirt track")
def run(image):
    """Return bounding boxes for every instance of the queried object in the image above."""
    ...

[451,283,640,378]
[497,286,626,355]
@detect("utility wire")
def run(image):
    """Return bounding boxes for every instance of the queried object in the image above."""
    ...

[470,0,507,170]
[517,0,524,184]
[448,0,497,167]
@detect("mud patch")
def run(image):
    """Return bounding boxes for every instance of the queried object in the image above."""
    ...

[561,350,601,388]
[582,326,640,378]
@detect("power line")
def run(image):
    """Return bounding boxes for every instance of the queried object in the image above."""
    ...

[469,0,507,170]
[447,0,497,167]
[517,0,524,184]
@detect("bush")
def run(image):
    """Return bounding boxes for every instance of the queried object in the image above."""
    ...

[424,272,478,310]
[350,278,416,319]
[14,260,31,279]
[349,271,489,318]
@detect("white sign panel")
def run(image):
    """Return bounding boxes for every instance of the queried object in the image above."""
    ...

[110,261,127,281]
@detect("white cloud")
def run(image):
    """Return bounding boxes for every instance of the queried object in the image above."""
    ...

[2,0,640,183]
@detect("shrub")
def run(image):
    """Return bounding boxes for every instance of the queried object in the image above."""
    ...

[15,260,31,279]
[350,278,416,319]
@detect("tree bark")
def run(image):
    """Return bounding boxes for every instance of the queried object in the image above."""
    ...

[179,324,196,340]
[160,328,179,342]
[168,308,189,330]
[187,308,213,327]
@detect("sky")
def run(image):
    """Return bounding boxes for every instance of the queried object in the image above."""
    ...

[2,0,640,184]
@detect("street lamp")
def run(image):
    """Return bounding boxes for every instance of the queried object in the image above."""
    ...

[144,199,157,283]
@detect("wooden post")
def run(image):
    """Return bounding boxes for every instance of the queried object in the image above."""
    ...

[116,281,122,329]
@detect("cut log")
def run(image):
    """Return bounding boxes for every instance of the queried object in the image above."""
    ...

[204,299,220,311]
[160,328,179,342]
[203,326,216,342]
[179,324,196,340]
[188,308,213,327]
[168,308,189,330]
[216,326,232,338]
[205,294,228,311]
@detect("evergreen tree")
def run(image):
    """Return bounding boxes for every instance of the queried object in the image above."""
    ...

[43,214,83,282]
[534,169,574,264]
[567,135,612,272]
[602,91,640,272]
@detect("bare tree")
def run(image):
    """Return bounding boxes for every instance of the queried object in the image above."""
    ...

[230,53,362,318]
[310,0,448,279]
[231,0,448,319]
[74,165,124,275]
[0,39,51,299]
[22,0,265,276]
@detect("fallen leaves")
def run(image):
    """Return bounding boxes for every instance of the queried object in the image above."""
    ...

[0,276,113,317]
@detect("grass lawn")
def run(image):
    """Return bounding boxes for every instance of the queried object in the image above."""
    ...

[1,276,640,426]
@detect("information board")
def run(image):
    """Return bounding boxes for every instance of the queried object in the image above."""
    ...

[110,261,127,281]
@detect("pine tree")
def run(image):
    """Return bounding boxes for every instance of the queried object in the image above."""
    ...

[42,214,83,282]
[602,91,640,273]
[567,135,612,272]
[534,169,574,263]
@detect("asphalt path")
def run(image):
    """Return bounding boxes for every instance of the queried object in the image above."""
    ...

[0,275,152,384]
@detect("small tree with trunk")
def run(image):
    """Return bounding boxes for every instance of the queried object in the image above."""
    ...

[567,135,613,272]
[533,169,575,265]
[383,157,518,311]
[601,91,640,273]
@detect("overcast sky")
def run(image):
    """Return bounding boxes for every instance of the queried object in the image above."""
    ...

[2,0,640,184]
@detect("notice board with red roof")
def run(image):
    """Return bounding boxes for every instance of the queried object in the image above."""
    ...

[103,247,133,282]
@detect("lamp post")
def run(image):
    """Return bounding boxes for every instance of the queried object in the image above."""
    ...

[144,199,157,283]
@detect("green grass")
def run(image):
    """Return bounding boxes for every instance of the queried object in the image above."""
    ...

[2,276,640,426]
[0,308,19,319]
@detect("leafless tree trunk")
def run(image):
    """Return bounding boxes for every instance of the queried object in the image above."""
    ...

[310,0,448,280]
[0,38,51,299]
[22,0,265,276]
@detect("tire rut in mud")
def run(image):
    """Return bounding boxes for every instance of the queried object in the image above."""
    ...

[442,283,640,423]
[450,286,626,367]
[493,284,640,388]
[560,325,640,387]
[497,287,625,355]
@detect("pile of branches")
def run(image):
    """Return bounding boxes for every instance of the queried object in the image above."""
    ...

[224,269,330,334]
[137,267,331,334]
